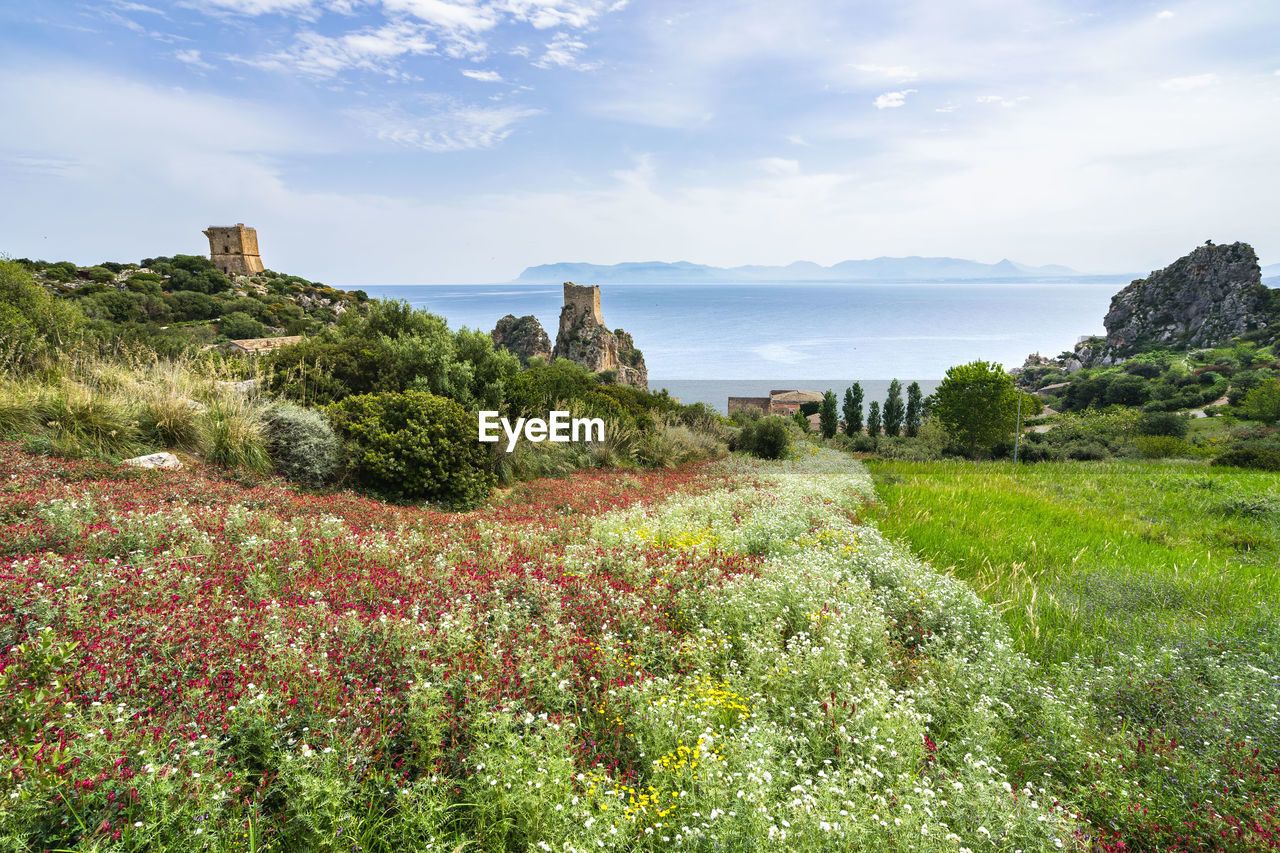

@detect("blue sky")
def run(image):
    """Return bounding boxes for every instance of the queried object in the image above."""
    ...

[1,0,1278,284]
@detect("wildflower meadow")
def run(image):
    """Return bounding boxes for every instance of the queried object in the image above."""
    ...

[0,441,1275,850]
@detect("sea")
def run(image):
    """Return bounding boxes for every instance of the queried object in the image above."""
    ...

[358,281,1121,413]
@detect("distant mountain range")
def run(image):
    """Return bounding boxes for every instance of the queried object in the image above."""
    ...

[515,256,1088,283]
[1264,262,1280,286]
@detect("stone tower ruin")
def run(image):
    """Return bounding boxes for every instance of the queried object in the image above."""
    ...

[204,223,264,275]
[552,282,648,389]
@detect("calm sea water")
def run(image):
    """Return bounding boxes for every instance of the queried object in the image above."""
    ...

[359,281,1117,412]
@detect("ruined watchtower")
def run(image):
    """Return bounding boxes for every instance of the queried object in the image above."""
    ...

[559,282,604,333]
[203,223,264,275]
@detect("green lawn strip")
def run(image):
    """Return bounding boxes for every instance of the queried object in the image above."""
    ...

[865,457,1280,847]
[866,458,1279,663]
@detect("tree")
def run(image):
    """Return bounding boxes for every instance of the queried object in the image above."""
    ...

[866,401,881,437]
[819,390,838,439]
[219,311,266,340]
[793,409,810,432]
[842,384,863,436]
[932,360,1019,457]
[905,382,923,437]
[1241,378,1280,424]
[883,379,904,437]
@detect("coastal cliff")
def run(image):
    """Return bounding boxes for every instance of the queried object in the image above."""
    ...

[1103,241,1272,356]
[552,282,648,389]
[491,313,552,363]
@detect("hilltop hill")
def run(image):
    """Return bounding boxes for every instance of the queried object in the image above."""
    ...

[14,255,367,354]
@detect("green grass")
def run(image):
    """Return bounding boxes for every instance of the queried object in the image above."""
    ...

[866,457,1280,663]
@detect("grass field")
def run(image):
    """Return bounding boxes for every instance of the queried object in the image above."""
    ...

[867,457,1280,663]
[867,456,1280,849]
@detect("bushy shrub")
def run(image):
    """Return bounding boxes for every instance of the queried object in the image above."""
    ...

[831,432,877,453]
[1133,434,1190,459]
[1064,441,1110,461]
[1240,379,1280,424]
[263,402,341,487]
[732,415,791,459]
[1212,444,1280,471]
[1136,411,1190,438]
[327,391,494,508]
[0,259,84,374]
[219,311,267,341]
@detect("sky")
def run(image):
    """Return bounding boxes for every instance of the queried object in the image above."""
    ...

[1,0,1278,285]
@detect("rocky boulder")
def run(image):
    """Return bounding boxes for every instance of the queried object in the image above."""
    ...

[491,314,552,363]
[123,452,182,470]
[552,283,648,389]
[1104,242,1273,356]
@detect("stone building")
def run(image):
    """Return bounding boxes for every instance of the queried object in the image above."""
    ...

[727,389,824,417]
[225,335,301,355]
[204,223,265,275]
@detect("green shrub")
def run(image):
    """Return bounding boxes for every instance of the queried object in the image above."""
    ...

[219,311,267,341]
[1212,445,1280,471]
[199,397,271,474]
[1133,434,1190,459]
[262,402,341,487]
[327,391,494,508]
[0,259,83,374]
[1136,411,1190,438]
[1064,440,1110,461]
[732,415,791,459]
[1240,379,1280,424]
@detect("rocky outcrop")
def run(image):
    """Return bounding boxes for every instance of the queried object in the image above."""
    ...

[491,314,552,363]
[552,282,648,389]
[1104,242,1272,356]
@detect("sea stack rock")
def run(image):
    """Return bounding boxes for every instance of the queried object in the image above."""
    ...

[1104,241,1272,356]
[552,282,648,389]
[491,314,552,363]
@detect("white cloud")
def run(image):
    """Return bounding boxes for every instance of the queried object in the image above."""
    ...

[502,0,626,30]
[382,0,499,33]
[174,48,213,69]
[461,68,503,81]
[189,0,318,14]
[976,94,1028,107]
[234,21,436,77]
[1160,73,1220,91]
[350,102,542,150]
[533,31,594,70]
[873,89,916,109]
[1156,9,1175,18]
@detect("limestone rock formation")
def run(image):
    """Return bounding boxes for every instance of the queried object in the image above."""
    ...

[123,452,182,470]
[491,314,552,363]
[552,282,648,389]
[1104,242,1272,356]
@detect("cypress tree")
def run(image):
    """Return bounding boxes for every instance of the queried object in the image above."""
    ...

[819,390,838,439]
[883,379,904,437]
[867,400,881,437]
[906,381,923,437]
[842,383,864,436]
